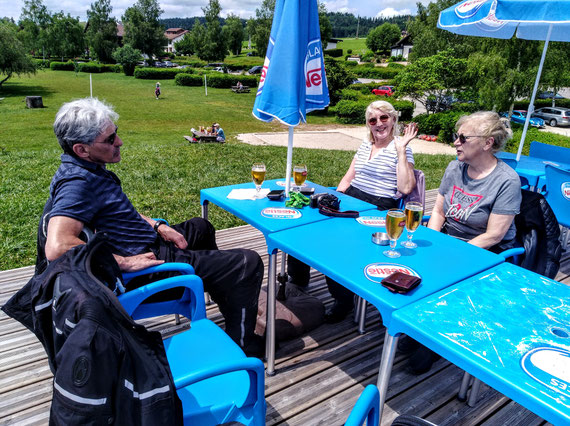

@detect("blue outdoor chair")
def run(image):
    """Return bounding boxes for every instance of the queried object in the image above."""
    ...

[345,385,380,426]
[544,164,570,248]
[529,141,570,163]
[119,271,266,426]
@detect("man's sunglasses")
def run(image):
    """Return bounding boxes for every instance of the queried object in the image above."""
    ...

[368,115,391,125]
[452,133,486,144]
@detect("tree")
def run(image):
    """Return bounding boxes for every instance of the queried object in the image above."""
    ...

[86,0,118,63]
[112,44,141,76]
[223,14,244,56]
[395,50,468,112]
[324,56,355,105]
[318,2,332,47]
[250,0,275,58]
[366,23,400,54]
[122,0,166,61]
[200,0,226,62]
[18,0,50,56]
[189,18,206,58]
[45,12,85,60]
[0,20,36,87]
[174,33,194,56]
[542,42,570,107]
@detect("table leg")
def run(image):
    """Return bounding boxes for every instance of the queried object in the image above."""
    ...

[377,332,399,422]
[468,378,481,407]
[266,251,277,376]
[457,371,471,401]
[201,200,209,221]
[358,299,367,335]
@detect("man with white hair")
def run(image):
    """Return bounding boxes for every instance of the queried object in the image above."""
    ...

[44,97,264,356]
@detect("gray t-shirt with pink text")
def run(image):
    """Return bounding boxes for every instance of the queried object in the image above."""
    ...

[439,159,522,243]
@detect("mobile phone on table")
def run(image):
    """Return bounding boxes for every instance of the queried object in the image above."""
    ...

[300,187,315,195]
[267,189,285,200]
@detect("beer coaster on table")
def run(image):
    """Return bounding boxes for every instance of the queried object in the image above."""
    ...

[276,180,306,188]
[364,263,420,284]
[356,216,386,227]
[261,207,302,219]
[521,346,570,398]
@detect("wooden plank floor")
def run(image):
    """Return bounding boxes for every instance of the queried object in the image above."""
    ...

[1,189,569,425]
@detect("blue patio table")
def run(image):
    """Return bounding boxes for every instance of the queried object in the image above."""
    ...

[200,179,377,374]
[497,152,570,190]
[390,262,570,426]
[265,212,504,416]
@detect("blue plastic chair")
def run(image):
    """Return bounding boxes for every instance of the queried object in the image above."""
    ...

[529,141,570,163]
[345,385,380,426]
[500,158,531,189]
[543,164,570,248]
[119,273,266,426]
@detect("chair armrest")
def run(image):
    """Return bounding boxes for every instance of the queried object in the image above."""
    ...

[122,262,194,284]
[345,384,380,426]
[118,274,206,320]
[499,247,525,260]
[174,357,265,407]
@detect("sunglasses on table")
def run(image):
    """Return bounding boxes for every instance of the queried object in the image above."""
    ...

[452,133,487,144]
[368,115,391,125]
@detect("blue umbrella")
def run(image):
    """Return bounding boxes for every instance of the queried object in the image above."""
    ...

[253,0,330,194]
[438,0,570,160]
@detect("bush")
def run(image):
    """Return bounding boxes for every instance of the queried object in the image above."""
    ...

[347,49,353,54]
[175,73,204,87]
[343,60,358,67]
[414,110,467,143]
[352,66,401,79]
[504,123,570,154]
[134,67,184,80]
[387,62,405,68]
[77,62,121,73]
[324,48,343,57]
[513,98,570,110]
[33,58,51,69]
[390,55,405,62]
[50,61,75,71]
[361,52,375,62]
[331,98,414,124]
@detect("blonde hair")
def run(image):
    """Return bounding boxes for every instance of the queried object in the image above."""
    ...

[365,100,399,142]
[456,111,512,153]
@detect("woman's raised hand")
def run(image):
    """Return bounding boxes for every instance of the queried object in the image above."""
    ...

[396,122,419,149]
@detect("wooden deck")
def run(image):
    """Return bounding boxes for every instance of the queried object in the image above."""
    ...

[1,189,569,425]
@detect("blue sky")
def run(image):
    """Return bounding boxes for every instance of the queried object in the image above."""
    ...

[1,0,430,22]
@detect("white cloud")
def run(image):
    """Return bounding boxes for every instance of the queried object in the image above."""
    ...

[377,7,412,18]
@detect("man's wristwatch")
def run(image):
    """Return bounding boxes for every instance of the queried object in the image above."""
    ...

[153,219,167,232]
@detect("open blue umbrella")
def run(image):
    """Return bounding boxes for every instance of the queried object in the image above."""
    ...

[438,0,570,160]
[252,0,330,195]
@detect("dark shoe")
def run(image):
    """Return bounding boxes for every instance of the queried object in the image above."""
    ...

[324,302,353,324]
[406,344,441,375]
[241,334,265,358]
[398,334,420,354]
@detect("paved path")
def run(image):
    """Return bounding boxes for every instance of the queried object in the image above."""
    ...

[237,127,457,155]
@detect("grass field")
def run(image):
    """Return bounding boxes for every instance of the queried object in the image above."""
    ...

[338,38,369,56]
[0,69,452,270]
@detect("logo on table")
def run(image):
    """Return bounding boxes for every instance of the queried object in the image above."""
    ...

[561,182,570,201]
[520,346,570,398]
[356,216,386,227]
[261,207,302,219]
[364,263,420,284]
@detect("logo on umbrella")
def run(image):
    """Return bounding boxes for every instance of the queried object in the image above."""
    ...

[454,0,488,19]
[305,39,323,96]
[562,182,570,201]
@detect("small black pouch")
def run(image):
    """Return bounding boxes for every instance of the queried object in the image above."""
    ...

[381,272,421,294]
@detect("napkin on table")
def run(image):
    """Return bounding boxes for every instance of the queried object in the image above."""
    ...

[227,188,270,200]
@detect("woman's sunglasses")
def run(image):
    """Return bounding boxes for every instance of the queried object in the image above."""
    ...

[368,115,391,125]
[452,133,486,144]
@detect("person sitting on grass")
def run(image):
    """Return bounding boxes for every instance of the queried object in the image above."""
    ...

[44,97,265,357]
[213,123,225,142]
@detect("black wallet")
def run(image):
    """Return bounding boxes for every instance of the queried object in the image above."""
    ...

[381,272,421,294]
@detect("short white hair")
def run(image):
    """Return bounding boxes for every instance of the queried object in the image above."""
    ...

[365,100,399,142]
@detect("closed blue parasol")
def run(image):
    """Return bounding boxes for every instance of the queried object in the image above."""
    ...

[252,0,330,194]
[438,0,570,160]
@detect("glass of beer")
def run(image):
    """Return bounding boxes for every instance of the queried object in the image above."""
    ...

[293,164,307,190]
[251,163,266,198]
[384,209,406,258]
[401,201,423,249]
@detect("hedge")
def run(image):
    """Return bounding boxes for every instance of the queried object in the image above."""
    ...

[175,73,258,88]
[507,126,570,155]
[324,48,343,57]
[330,99,414,124]
[134,67,185,79]
[78,62,121,73]
[50,61,75,71]
[175,73,204,86]
[174,59,207,67]
[414,110,468,143]
[352,66,401,79]
[343,60,358,67]
[33,58,51,68]
[513,98,570,110]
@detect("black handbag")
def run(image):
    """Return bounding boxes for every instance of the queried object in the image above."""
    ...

[311,193,359,218]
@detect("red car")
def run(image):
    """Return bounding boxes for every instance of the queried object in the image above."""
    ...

[372,85,395,96]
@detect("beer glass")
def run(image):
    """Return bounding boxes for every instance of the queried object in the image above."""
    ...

[384,209,405,258]
[293,164,307,190]
[401,201,423,249]
[251,163,266,198]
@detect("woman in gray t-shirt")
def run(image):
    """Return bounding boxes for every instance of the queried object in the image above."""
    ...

[428,111,522,252]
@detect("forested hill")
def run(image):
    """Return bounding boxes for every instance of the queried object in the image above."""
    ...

[328,13,412,37]
[159,13,412,36]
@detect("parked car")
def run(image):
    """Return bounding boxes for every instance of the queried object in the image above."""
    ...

[163,61,174,68]
[350,79,363,85]
[248,65,264,74]
[372,85,395,96]
[537,91,566,100]
[246,52,254,57]
[154,62,166,68]
[213,66,225,73]
[137,61,149,67]
[531,107,570,127]
[501,110,545,128]
[426,94,473,112]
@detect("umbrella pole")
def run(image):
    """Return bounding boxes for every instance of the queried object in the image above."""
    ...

[516,24,552,161]
[285,126,294,197]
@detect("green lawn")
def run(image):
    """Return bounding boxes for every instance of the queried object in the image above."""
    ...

[0,70,452,270]
[338,38,369,56]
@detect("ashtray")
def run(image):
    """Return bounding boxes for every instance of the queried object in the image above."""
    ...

[372,232,389,246]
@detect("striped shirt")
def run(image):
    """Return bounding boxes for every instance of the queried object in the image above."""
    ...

[350,138,414,199]
[49,154,157,256]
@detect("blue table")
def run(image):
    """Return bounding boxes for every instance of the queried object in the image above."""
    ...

[390,263,570,426]
[266,213,504,415]
[497,152,570,190]
[200,179,377,374]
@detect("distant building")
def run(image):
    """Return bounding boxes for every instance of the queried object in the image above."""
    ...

[390,34,413,59]
[164,28,188,53]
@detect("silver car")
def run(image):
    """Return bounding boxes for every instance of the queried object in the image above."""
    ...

[531,107,570,127]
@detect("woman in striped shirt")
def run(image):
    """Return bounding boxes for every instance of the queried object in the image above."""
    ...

[337,100,417,209]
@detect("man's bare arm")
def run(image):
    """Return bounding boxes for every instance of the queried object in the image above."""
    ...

[45,216,87,261]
